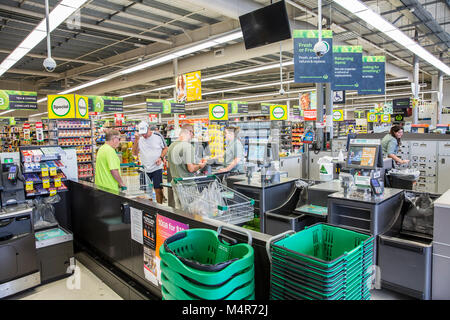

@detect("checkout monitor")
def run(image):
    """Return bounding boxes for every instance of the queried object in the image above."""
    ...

[247,143,279,164]
[347,144,382,170]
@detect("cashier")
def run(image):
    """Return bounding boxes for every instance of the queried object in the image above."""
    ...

[381,125,410,165]
[218,126,244,173]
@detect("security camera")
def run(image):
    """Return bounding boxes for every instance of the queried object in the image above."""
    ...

[43,57,57,72]
[279,87,285,95]
[313,41,329,58]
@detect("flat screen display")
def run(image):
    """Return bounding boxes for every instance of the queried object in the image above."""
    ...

[248,144,266,162]
[239,0,291,50]
[347,146,377,168]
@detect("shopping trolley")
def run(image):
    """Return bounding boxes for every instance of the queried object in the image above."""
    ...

[172,175,255,225]
[120,163,152,198]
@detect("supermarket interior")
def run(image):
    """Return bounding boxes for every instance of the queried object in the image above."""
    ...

[0,0,450,303]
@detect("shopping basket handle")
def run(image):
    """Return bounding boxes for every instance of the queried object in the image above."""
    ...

[265,230,295,263]
[217,224,252,246]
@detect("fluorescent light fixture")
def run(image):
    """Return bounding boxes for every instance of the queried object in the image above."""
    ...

[386,77,409,83]
[30,112,48,117]
[333,0,450,75]
[60,78,109,94]
[203,80,295,96]
[37,97,48,103]
[0,110,14,116]
[0,1,88,77]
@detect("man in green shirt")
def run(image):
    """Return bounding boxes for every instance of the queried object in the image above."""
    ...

[95,129,126,193]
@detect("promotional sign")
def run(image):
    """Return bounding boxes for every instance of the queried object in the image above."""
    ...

[333,90,345,104]
[294,30,333,83]
[48,94,76,119]
[88,96,123,113]
[0,90,37,110]
[23,123,31,141]
[149,114,158,123]
[300,91,317,110]
[270,105,288,121]
[223,101,249,114]
[75,95,89,119]
[383,102,393,115]
[304,110,317,121]
[332,109,344,121]
[393,98,411,109]
[35,122,44,142]
[114,113,124,126]
[209,103,229,121]
[175,71,202,102]
[142,211,157,286]
[380,114,391,123]
[367,112,378,122]
[393,114,404,122]
[358,56,386,95]
[332,46,362,91]
[261,103,271,115]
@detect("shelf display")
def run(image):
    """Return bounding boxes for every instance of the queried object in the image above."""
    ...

[292,123,305,152]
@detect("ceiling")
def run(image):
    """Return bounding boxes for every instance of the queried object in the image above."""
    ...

[0,0,448,119]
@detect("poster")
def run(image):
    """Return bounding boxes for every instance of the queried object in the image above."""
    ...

[293,30,333,83]
[299,91,317,110]
[304,110,317,121]
[143,211,158,286]
[130,207,143,244]
[358,56,386,95]
[332,46,362,91]
[88,96,123,113]
[0,90,37,110]
[176,71,202,102]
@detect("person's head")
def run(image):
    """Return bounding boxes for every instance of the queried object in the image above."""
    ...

[225,126,240,141]
[138,121,152,138]
[390,125,404,145]
[177,75,185,88]
[105,129,121,148]
[179,124,194,141]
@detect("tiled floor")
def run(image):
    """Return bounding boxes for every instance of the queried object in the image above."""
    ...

[9,260,122,300]
[8,258,410,300]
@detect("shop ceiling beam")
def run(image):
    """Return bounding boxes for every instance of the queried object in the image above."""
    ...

[0,3,172,44]
[0,49,104,66]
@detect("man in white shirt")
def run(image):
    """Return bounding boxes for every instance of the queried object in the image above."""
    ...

[132,121,168,204]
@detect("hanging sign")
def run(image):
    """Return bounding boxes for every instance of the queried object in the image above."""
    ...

[332,46,362,91]
[222,101,249,114]
[114,113,124,126]
[380,114,391,123]
[48,95,76,119]
[149,114,158,123]
[261,103,271,115]
[332,109,344,121]
[354,110,365,119]
[394,114,404,122]
[304,110,317,121]
[293,30,333,83]
[209,103,228,121]
[75,95,89,119]
[175,71,202,102]
[0,90,37,110]
[88,96,123,113]
[23,123,31,141]
[146,99,164,113]
[367,112,378,122]
[300,91,317,110]
[292,105,301,116]
[270,105,288,121]
[333,90,345,104]
[358,56,386,95]
[383,102,393,115]
[170,102,185,114]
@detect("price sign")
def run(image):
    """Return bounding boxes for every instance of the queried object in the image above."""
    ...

[381,114,391,123]
[42,179,50,189]
[367,112,378,122]
[49,167,57,176]
[54,177,61,188]
[49,189,57,196]
[25,180,33,191]
[41,167,49,177]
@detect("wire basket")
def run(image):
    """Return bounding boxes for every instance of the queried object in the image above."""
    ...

[172,175,255,225]
[120,164,152,198]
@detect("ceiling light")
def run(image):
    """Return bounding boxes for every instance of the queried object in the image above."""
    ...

[0,110,14,116]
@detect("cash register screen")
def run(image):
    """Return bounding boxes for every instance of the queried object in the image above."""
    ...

[347,145,378,169]
[248,144,266,162]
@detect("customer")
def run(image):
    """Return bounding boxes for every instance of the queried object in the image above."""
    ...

[381,125,410,165]
[95,129,126,193]
[132,121,168,204]
[219,126,244,173]
[167,124,207,180]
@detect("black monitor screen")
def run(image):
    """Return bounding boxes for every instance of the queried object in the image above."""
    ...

[239,1,291,50]
[347,146,378,168]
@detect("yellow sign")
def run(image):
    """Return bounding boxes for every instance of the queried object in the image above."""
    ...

[49,167,57,176]
[54,177,61,188]
[75,95,89,119]
[42,179,50,189]
[48,94,75,119]
[270,105,288,121]
[367,112,378,122]
[332,109,344,121]
[49,189,57,196]
[209,104,228,121]
[25,181,33,191]
[41,167,49,177]
[381,114,391,123]
[186,71,202,102]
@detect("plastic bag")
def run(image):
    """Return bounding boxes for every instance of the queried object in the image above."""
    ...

[402,192,434,236]
[32,195,60,230]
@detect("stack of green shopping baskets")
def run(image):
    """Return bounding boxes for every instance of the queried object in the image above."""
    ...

[159,226,255,300]
[268,223,374,300]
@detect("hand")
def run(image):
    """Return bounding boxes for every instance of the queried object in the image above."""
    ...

[401,159,410,165]
[155,158,162,166]
[218,168,228,173]
[199,161,207,169]
[134,133,140,141]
